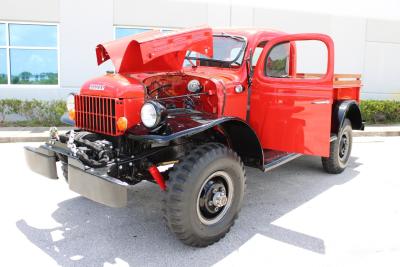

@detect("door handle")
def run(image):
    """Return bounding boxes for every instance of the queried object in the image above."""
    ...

[311,100,330,105]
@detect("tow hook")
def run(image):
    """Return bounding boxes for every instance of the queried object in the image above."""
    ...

[67,130,78,156]
[49,127,60,141]
[148,165,166,191]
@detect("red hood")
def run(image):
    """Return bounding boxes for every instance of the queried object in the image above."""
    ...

[80,74,145,98]
[96,27,213,74]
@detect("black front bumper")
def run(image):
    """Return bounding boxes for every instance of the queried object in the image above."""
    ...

[24,142,131,208]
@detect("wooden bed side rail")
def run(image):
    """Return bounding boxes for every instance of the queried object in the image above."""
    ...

[296,73,362,86]
[334,74,361,86]
[334,74,361,80]
[296,73,325,79]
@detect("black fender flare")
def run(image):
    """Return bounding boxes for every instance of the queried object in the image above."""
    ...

[218,119,264,169]
[128,115,264,169]
[332,100,364,133]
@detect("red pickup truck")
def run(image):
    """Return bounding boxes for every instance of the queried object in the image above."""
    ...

[25,27,364,247]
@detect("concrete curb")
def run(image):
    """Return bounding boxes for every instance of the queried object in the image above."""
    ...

[0,127,399,143]
[0,136,49,143]
[0,127,72,143]
[353,130,400,137]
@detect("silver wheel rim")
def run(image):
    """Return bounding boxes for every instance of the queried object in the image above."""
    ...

[196,171,234,225]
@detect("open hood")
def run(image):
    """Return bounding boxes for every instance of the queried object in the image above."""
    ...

[96,27,213,74]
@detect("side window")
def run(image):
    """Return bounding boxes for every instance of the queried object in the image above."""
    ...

[252,41,267,67]
[264,40,328,80]
[265,42,290,78]
[295,40,327,78]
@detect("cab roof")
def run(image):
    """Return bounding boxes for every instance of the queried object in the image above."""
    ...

[213,28,288,41]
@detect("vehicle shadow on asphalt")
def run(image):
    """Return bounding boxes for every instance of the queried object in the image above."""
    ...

[16,155,361,267]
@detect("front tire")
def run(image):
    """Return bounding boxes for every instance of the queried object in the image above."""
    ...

[163,143,245,247]
[58,154,68,182]
[322,118,353,174]
[61,162,68,181]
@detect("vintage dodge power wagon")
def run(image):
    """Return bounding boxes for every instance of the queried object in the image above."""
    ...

[25,27,364,247]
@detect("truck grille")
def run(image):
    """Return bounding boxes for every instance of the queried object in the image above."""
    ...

[75,95,124,136]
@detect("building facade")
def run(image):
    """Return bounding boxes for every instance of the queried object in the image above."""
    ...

[0,0,399,100]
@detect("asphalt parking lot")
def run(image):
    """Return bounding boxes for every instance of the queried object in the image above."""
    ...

[1,137,399,267]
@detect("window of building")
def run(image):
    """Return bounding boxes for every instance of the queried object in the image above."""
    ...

[0,23,8,84]
[0,22,58,86]
[0,49,6,84]
[114,26,176,39]
[0,23,5,46]
[115,27,150,39]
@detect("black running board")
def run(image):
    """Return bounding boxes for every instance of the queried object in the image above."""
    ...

[263,153,301,172]
[262,135,336,172]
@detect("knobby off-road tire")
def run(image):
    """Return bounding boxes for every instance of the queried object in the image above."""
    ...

[58,154,68,182]
[163,143,246,247]
[61,162,68,181]
[322,118,353,174]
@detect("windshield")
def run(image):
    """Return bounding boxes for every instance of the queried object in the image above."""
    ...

[185,34,246,68]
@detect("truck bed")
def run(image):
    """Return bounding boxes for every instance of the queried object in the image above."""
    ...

[297,73,362,102]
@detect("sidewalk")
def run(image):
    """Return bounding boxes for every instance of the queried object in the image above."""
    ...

[353,124,400,137]
[0,127,72,143]
[0,125,399,143]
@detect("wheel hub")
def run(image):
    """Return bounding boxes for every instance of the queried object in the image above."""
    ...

[196,171,234,225]
[212,192,228,207]
[200,181,226,214]
[339,134,349,159]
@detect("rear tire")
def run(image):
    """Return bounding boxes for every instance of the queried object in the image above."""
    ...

[163,143,245,247]
[322,118,353,174]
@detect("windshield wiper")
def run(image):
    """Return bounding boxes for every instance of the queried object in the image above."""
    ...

[220,32,245,42]
[185,56,230,64]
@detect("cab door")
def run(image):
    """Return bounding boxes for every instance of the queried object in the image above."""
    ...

[249,34,334,157]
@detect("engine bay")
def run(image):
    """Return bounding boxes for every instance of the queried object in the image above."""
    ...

[55,73,223,183]
[142,73,219,114]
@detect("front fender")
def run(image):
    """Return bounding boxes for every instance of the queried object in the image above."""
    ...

[127,110,234,142]
[332,100,364,133]
[127,110,264,168]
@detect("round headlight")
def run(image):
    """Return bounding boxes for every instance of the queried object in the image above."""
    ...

[66,94,75,111]
[140,101,166,129]
[187,79,201,93]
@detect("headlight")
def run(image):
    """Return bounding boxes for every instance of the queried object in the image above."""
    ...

[140,101,166,129]
[66,94,75,111]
